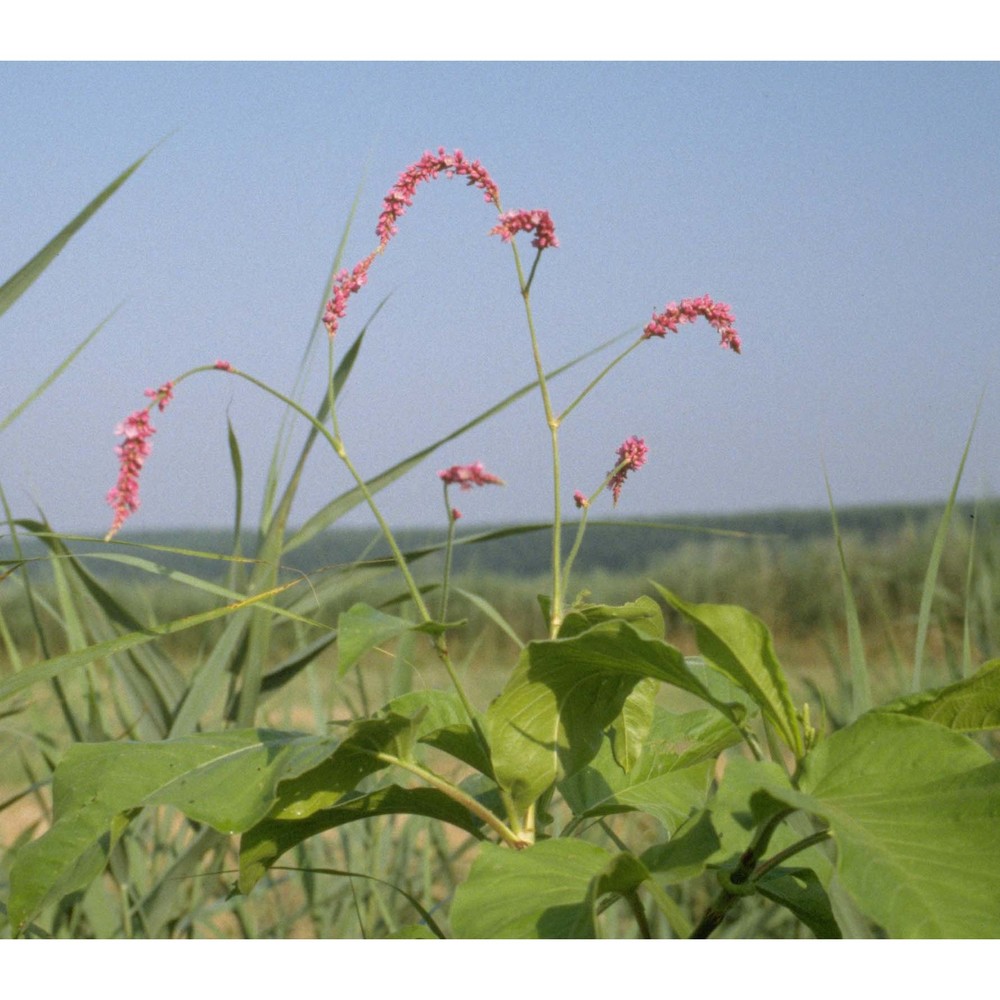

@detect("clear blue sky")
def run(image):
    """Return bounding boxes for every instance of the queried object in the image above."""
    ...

[2,61,999,535]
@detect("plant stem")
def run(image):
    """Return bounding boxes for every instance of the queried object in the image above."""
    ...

[507,243,564,636]
[557,336,643,424]
[689,808,794,939]
[375,752,527,849]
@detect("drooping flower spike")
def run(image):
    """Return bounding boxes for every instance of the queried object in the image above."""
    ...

[608,436,648,506]
[376,148,501,246]
[489,209,559,250]
[105,383,176,540]
[324,149,503,340]
[438,462,505,491]
[643,295,741,353]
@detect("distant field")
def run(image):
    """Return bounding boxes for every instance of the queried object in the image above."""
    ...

[4,498,997,681]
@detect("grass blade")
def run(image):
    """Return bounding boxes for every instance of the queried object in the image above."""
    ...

[0,308,119,434]
[0,146,154,320]
[823,470,871,719]
[911,397,982,692]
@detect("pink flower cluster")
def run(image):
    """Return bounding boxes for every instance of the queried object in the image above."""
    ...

[643,295,741,353]
[324,149,502,339]
[438,462,504,491]
[144,380,174,412]
[608,436,648,506]
[490,209,559,249]
[323,252,377,338]
[105,409,154,539]
[376,147,500,245]
[105,381,176,539]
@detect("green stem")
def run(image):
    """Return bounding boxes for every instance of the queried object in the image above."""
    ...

[557,336,644,424]
[376,752,526,849]
[439,485,457,623]
[507,243,563,636]
[689,808,794,938]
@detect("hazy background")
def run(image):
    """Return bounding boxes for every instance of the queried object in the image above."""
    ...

[2,61,998,537]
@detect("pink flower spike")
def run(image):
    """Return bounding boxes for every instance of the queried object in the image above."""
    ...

[642,295,741,353]
[438,462,505,491]
[573,490,589,509]
[608,436,648,506]
[489,209,559,250]
[214,360,233,371]
[376,147,500,247]
[143,381,175,412]
[323,251,377,339]
[451,508,462,521]
[105,408,158,540]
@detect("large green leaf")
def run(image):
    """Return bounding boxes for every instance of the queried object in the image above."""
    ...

[716,713,1000,938]
[797,713,1000,937]
[557,596,665,639]
[485,619,741,812]
[450,840,649,938]
[560,708,741,832]
[610,676,658,773]
[337,602,415,674]
[876,659,1000,731]
[6,727,339,933]
[265,713,415,821]
[654,585,804,757]
[238,784,487,893]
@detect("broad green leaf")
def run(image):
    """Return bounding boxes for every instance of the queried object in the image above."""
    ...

[797,713,1000,937]
[337,602,415,674]
[558,595,665,639]
[7,727,340,934]
[561,708,741,833]
[716,714,1000,938]
[387,688,495,776]
[450,840,649,939]
[640,809,722,883]
[266,713,415,821]
[754,866,842,939]
[485,619,741,812]
[0,147,151,319]
[387,688,469,739]
[238,784,487,893]
[876,658,1000,731]
[654,585,804,757]
[610,676,658,773]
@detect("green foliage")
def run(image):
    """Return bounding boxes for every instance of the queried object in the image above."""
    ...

[450,839,649,938]
[3,145,999,942]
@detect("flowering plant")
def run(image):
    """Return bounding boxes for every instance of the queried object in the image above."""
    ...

[5,148,999,940]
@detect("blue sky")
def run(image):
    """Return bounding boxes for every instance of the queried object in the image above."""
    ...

[2,60,999,535]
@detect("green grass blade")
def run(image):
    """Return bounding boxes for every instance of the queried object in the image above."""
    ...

[259,183,365,528]
[285,334,625,554]
[0,308,119,434]
[911,397,982,692]
[961,502,978,678]
[823,470,871,720]
[451,586,526,649]
[0,147,153,320]
[0,578,303,704]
